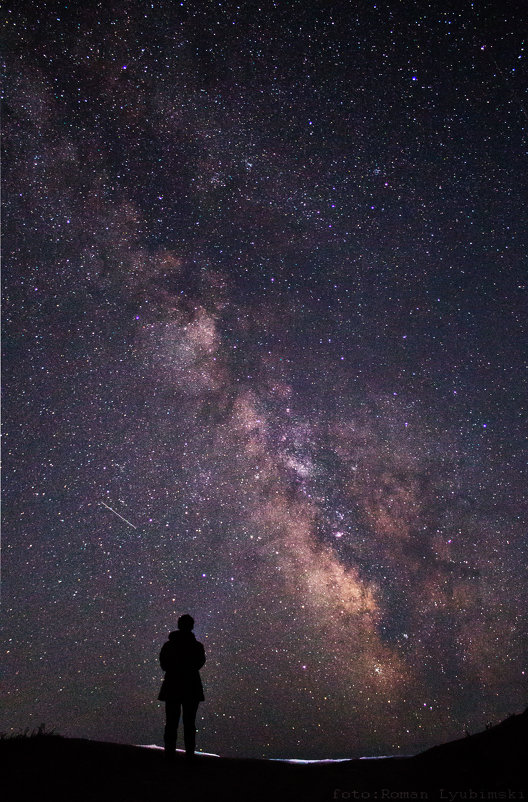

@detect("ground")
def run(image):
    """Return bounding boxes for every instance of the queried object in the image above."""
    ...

[2,708,526,801]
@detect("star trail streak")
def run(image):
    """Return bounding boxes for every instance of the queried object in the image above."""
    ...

[100,502,137,530]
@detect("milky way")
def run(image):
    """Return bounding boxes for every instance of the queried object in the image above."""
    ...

[2,1,527,758]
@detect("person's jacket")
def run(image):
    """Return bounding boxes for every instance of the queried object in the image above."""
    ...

[158,630,206,702]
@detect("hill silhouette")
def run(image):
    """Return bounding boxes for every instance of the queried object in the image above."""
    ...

[2,708,526,801]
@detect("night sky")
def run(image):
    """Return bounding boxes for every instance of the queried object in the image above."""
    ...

[2,0,527,760]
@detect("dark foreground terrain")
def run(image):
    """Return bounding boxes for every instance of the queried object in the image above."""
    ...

[2,709,526,802]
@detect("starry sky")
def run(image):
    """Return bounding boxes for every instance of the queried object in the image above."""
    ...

[2,0,527,759]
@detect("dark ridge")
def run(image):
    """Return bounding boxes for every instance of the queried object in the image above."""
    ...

[2,708,526,801]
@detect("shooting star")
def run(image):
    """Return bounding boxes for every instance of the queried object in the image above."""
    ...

[100,500,137,529]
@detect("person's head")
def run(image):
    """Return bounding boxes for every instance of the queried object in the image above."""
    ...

[177,614,194,632]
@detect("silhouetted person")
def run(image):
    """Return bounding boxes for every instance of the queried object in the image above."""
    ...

[158,614,205,760]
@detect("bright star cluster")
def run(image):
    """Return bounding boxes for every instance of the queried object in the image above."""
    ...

[2,0,527,759]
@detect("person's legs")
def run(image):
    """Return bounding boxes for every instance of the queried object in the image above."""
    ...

[164,700,181,755]
[182,701,199,757]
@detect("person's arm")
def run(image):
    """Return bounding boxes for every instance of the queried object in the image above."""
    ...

[196,642,206,670]
[160,643,169,672]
